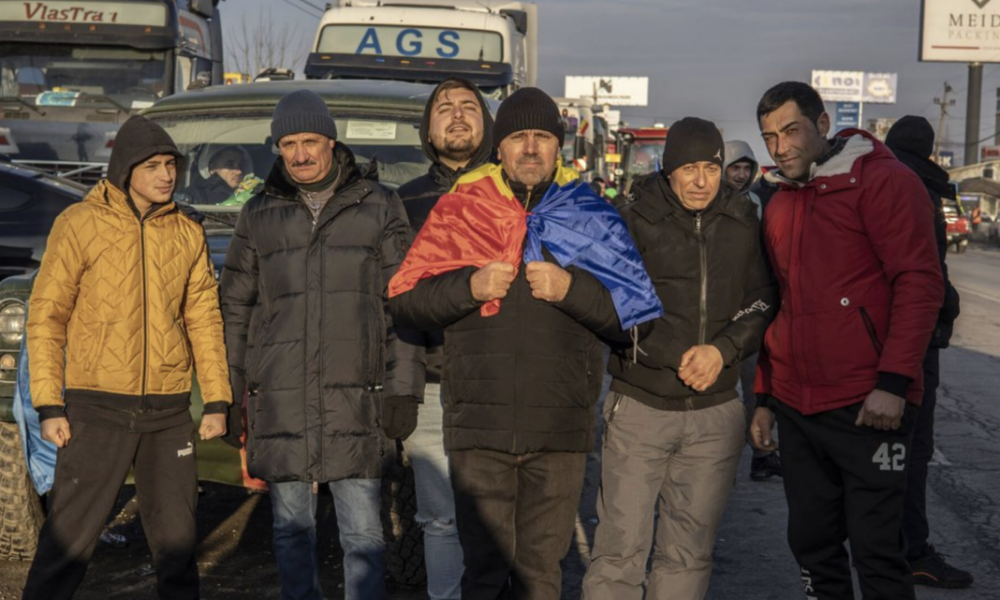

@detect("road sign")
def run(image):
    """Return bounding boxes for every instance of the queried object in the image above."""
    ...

[812,71,897,104]
[835,102,861,131]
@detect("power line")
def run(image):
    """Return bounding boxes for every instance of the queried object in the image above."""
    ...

[278,0,321,18]
[298,0,327,12]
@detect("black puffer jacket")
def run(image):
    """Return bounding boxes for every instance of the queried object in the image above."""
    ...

[395,78,496,384]
[221,144,422,483]
[390,174,635,455]
[610,173,778,409]
[888,149,961,348]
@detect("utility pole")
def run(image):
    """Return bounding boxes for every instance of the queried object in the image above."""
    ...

[965,62,983,166]
[934,82,955,164]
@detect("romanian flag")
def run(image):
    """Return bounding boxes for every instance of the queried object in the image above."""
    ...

[389,163,663,330]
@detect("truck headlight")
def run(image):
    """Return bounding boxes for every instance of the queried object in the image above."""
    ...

[0,302,26,345]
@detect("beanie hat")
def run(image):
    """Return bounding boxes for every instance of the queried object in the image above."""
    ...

[271,89,337,145]
[661,117,724,176]
[885,115,935,159]
[493,87,565,148]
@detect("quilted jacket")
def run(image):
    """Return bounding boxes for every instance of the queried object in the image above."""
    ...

[27,179,233,416]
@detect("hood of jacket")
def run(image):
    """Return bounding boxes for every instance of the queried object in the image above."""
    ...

[723,140,760,193]
[419,78,496,187]
[107,115,183,195]
[764,129,885,188]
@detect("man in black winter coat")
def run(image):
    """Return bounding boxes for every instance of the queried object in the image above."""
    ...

[392,77,495,600]
[220,89,423,600]
[885,115,971,589]
[583,118,778,600]
[390,88,638,600]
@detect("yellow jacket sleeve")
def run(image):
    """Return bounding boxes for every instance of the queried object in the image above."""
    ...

[183,230,233,405]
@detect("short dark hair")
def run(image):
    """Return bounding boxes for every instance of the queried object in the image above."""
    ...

[756,81,825,125]
[430,78,479,107]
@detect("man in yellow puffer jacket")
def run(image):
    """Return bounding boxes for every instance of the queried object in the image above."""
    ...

[21,115,232,600]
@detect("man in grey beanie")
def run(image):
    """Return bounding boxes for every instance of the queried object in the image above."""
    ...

[220,88,423,600]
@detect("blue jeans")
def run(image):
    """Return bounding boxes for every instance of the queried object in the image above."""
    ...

[269,478,386,600]
[405,383,463,600]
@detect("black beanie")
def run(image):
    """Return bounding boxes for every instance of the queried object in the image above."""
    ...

[271,89,338,145]
[885,115,935,159]
[493,87,565,148]
[107,115,183,193]
[661,117,724,175]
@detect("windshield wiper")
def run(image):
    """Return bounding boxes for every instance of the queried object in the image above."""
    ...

[77,93,131,116]
[0,96,45,116]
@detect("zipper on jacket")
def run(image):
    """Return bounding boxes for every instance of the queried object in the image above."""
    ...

[695,213,708,345]
[139,218,149,410]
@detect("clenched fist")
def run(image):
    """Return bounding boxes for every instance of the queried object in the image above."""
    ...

[525,261,572,303]
[471,261,517,302]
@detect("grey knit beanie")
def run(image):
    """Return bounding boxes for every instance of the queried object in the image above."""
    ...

[271,89,337,145]
[493,87,565,149]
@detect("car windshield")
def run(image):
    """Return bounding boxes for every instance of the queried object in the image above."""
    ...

[148,110,430,224]
[0,44,169,110]
[627,140,663,177]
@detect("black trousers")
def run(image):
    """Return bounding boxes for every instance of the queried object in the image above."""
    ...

[773,399,917,600]
[21,406,199,600]
[449,449,587,600]
[902,348,938,560]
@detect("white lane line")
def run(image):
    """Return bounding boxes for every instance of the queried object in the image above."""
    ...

[954,284,1000,305]
[930,448,952,467]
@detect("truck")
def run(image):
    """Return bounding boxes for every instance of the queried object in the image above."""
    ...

[305,0,537,99]
[615,125,668,194]
[0,0,225,183]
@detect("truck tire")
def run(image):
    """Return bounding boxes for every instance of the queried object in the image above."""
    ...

[0,421,44,560]
[381,440,426,587]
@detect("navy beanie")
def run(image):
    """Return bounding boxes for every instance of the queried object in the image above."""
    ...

[661,117,724,175]
[493,87,565,148]
[271,89,338,145]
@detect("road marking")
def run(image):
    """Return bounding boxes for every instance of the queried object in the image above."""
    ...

[954,284,1000,305]
[930,448,952,467]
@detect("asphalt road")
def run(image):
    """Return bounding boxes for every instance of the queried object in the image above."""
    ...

[0,248,997,600]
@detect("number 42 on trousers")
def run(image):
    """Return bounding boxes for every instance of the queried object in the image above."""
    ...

[872,442,906,472]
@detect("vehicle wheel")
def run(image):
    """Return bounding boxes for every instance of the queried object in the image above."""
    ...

[381,440,426,587]
[0,421,44,560]
[958,240,969,254]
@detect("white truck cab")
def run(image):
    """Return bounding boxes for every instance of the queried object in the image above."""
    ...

[306,0,537,99]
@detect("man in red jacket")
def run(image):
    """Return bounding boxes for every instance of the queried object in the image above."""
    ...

[749,81,944,600]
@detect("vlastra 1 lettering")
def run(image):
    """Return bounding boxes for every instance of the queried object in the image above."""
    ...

[23,2,118,23]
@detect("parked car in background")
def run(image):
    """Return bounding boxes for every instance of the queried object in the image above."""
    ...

[944,201,970,253]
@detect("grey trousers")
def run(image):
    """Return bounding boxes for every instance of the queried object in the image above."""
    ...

[583,394,745,600]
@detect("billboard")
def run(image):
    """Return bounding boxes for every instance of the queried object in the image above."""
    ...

[565,77,649,107]
[811,71,898,104]
[921,0,1000,63]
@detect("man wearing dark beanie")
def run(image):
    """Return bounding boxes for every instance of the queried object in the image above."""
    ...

[391,87,645,600]
[583,117,777,600]
[220,88,423,600]
[885,116,971,589]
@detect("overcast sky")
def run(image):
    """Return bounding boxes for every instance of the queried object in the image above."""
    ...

[223,0,992,165]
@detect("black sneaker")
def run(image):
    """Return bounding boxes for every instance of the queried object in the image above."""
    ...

[750,452,782,481]
[911,545,973,588]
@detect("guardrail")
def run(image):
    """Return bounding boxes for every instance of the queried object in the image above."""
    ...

[11,160,106,186]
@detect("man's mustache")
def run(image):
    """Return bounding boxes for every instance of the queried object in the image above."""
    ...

[292,160,316,168]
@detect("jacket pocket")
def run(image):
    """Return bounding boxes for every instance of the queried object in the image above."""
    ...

[810,307,881,384]
[84,323,107,373]
[174,320,192,370]
[858,307,884,355]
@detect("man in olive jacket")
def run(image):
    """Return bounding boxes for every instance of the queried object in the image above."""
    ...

[583,118,777,600]
[220,89,422,600]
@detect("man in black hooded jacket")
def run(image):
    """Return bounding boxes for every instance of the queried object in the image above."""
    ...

[885,115,970,589]
[391,77,494,600]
